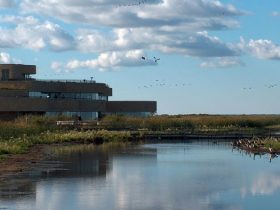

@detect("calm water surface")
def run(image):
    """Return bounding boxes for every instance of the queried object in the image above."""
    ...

[0,141,280,210]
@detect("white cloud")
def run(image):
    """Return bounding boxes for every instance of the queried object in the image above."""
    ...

[241,38,280,60]
[21,0,245,28]
[0,19,75,51]
[0,15,38,25]
[0,1,248,70]
[178,31,239,57]
[19,0,245,60]
[0,52,20,64]
[77,29,239,57]
[52,50,157,71]
[0,0,15,8]
[51,61,63,73]
[200,57,245,68]
[11,0,280,70]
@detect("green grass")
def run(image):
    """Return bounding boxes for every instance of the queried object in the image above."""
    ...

[0,129,131,157]
[262,137,280,151]
[0,115,132,157]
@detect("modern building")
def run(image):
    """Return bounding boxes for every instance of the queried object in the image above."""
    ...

[0,64,156,120]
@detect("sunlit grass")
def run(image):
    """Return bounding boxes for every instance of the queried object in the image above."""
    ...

[1,114,280,158]
[100,114,280,131]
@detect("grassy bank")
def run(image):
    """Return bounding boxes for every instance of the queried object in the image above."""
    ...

[0,130,132,155]
[1,114,280,157]
[0,115,133,157]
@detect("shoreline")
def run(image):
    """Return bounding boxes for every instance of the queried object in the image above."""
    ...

[1,133,279,182]
[0,145,47,183]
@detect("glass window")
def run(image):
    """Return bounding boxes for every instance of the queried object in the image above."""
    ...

[28,92,107,101]
[46,112,98,120]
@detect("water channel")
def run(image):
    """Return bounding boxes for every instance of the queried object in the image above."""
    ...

[0,141,279,210]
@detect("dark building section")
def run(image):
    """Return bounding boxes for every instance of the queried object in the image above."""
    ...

[0,64,156,120]
[106,101,157,117]
[0,64,36,80]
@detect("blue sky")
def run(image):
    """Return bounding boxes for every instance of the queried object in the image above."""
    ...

[0,0,280,114]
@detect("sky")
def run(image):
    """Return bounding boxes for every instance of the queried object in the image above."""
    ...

[0,0,280,115]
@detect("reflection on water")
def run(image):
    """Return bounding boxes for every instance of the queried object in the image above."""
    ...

[232,146,279,163]
[251,173,280,195]
[1,141,280,210]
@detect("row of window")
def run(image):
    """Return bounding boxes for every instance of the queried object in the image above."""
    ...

[46,112,98,120]
[29,92,108,101]
[106,112,153,117]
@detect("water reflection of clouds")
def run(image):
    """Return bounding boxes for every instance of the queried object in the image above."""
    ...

[75,151,241,210]
[1,144,244,210]
[251,173,280,195]
[241,172,280,197]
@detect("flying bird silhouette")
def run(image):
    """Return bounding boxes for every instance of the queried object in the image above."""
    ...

[153,57,160,63]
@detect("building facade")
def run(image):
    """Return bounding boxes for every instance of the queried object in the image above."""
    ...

[0,64,156,120]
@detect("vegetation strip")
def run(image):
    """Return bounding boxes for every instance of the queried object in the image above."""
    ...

[1,114,280,158]
[232,137,280,154]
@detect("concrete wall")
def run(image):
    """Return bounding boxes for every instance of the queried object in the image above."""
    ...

[0,98,156,113]
[0,97,107,112]
[0,80,112,96]
[106,101,157,113]
[0,90,28,97]
[0,64,36,80]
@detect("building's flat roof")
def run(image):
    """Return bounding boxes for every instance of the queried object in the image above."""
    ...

[35,79,110,87]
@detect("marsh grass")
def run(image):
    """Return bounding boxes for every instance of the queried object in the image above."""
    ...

[262,137,280,151]
[100,115,280,131]
[1,116,110,157]
[1,114,280,157]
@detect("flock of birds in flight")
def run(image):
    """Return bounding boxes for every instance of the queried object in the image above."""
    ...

[116,0,153,7]
[138,80,190,89]
[242,83,278,91]
[141,56,160,63]
[41,56,279,92]
[115,0,228,18]
[139,55,279,91]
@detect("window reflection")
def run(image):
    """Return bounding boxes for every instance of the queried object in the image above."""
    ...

[29,92,108,101]
[46,112,98,120]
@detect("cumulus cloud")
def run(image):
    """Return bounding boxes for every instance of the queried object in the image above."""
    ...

[52,50,157,71]
[0,0,249,69]
[9,0,278,70]
[240,37,280,60]
[18,0,250,70]
[0,0,15,8]
[56,29,240,71]
[0,19,75,51]
[200,57,245,68]
[0,52,20,64]
[21,0,245,28]
[178,31,239,57]
[77,29,239,57]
